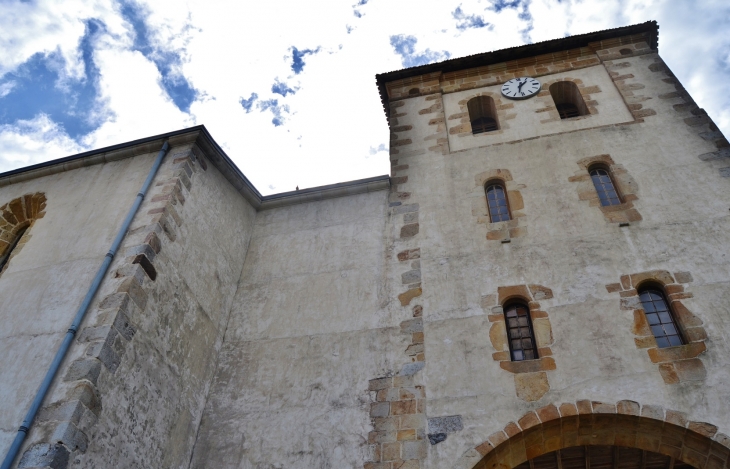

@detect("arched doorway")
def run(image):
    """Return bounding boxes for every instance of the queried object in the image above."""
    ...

[457,400,726,469]
[513,445,694,469]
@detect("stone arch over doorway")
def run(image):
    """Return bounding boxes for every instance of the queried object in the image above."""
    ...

[453,400,728,469]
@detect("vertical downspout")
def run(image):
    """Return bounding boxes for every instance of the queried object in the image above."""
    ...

[1,140,170,469]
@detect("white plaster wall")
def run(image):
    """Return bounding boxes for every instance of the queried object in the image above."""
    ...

[414,56,730,468]
[189,190,408,468]
[0,154,155,457]
[66,146,258,469]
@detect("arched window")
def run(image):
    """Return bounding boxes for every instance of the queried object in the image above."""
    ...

[467,96,499,134]
[504,302,538,361]
[0,225,27,273]
[485,182,511,222]
[549,81,588,119]
[638,287,684,348]
[589,166,622,206]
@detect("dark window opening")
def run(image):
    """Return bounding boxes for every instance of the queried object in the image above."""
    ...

[556,103,580,119]
[467,96,499,134]
[549,81,589,119]
[472,117,498,134]
[639,288,684,348]
[514,445,698,469]
[589,167,622,206]
[504,303,538,361]
[485,183,511,222]
[0,226,26,273]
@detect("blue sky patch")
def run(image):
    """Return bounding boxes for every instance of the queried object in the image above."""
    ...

[258,99,289,126]
[290,47,321,74]
[271,79,298,97]
[452,6,492,31]
[0,19,105,139]
[491,0,524,12]
[353,0,367,17]
[240,93,258,112]
[389,35,451,68]
[369,143,387,155]
[119,0,198,112]
[240,92,289,126]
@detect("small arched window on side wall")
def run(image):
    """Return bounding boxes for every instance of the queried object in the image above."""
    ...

[467,96,499,134]
[589,165,622,206]
[549,81,589,119]
[0,224,28,274]
[638,285,684,348]
[485,181,511,222]
[504,302,538,361]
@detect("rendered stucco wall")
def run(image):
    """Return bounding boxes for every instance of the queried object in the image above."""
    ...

[189,190,408,468]
[0,153,156,458]
[384,50,730,469]
[3,28,729,469]
[58,143,258,469]
[0,138,258,469]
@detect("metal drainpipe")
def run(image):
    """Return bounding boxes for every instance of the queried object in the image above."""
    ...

[1,140,170,469]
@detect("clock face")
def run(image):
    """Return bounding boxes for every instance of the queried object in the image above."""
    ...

[501,77,541,100]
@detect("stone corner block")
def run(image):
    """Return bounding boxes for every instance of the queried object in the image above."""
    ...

[18,443,70,469]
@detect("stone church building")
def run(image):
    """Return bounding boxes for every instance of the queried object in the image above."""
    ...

[1,21,729,469]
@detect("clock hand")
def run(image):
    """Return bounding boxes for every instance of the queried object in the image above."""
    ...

[517,79,527,91]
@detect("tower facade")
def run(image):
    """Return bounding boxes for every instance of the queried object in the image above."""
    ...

[0,21,729,469]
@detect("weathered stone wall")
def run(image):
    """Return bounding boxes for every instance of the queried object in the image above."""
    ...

[188,190,410,468]
[384,51,730,469]
[3,136,258,468]
[0,151,159,459]
[3,29,730,469]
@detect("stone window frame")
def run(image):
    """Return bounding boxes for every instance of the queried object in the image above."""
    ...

[588,162,624,206]
[606,270,708,384]
[535,77,601,124]
[467,95,500,134]
[568,154,642,224]
[472,169,526,242]
[549,81,590,119]
[482,284,556,401]
[637,282,686,348]
[448,91,515,138]
[0,192,47,276]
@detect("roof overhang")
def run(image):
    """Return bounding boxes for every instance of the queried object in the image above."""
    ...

[375,21,659,118]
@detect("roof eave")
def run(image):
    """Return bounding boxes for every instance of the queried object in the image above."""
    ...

[374,21,659,119]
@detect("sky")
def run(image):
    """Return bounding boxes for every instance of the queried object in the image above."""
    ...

[0,0,728,195]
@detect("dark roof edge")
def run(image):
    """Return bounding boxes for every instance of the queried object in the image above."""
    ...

[259,175,390,210]
[0,126,205,180]
[0,125,390,211]
[375,21,658,117]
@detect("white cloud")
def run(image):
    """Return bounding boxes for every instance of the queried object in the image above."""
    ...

[0,0,728,194]
[0,114,83,170]
[0,81,15,98]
